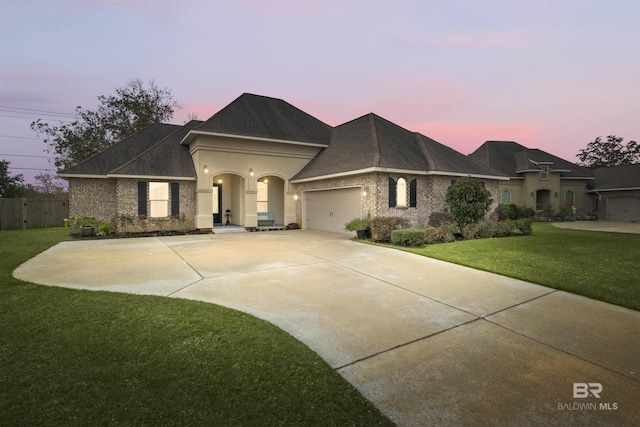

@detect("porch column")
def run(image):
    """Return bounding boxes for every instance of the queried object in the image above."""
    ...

[196,189,213,230]
[245,190,257,228]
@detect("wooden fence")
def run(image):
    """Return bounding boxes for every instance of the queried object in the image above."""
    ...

[0,198,69,230]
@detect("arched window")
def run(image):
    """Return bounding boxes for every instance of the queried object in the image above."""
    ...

[565,190,574,204]
[397,178,407,208]
[501,190,511,204]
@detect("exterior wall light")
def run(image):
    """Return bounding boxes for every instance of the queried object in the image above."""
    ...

[218,178,223,184]
[362,186,369,197]
[249,168,254,177]
[203,165,209,174]
[294,194,299,201]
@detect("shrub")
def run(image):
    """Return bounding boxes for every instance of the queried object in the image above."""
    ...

[439,223,459,243]
[494,221,514,237]
[391,228,427,247]
[476,221,496,239]
[445,177,493,228]
[514,219,533,235]
[371,216,409,242]
[344,214,372,232]
[424,226,441,244]
[497,204,535,220]
[428,211,454,227]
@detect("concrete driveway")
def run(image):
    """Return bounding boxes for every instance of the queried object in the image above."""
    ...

[14,230,640,426]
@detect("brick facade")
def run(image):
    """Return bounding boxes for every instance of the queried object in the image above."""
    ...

[294,173,500,226]
[68,177,196,232]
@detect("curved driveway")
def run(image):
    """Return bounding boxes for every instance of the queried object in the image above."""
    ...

[14,230,640,426]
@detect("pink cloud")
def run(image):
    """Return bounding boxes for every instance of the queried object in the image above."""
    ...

[413,32,535,49]
[412,122,540,154]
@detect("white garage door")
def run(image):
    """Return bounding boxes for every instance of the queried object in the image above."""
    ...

[305,188,362,234]
[607,197,640,222]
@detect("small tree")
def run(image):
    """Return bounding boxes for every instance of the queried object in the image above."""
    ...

[445,177,493,228]
[0,160,25,198]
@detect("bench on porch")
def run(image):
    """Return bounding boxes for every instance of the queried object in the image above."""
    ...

[257,212,276,227]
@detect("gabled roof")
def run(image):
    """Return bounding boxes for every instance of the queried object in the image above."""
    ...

[184,93,333,146]
[109,120,202,179]
[60,123,181,177]
[469,141,593,179]
[292,113,506,181]
[592,164,640,191]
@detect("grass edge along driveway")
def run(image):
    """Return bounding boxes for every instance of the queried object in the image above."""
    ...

[0,228,392,426]
[401,222,639,312]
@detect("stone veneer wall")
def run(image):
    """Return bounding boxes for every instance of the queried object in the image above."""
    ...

[294,173,501,227]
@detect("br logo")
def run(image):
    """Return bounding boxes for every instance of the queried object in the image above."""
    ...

[573,383,602,398]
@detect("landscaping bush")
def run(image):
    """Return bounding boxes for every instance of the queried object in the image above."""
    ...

[497,204,535,220]
[428,211,454,227]
[514,219,533,235]
[371,217,409,242]
[391,228,426,247]
[445,177,493,228]
[425,223,458,244]
[494,221,514,237]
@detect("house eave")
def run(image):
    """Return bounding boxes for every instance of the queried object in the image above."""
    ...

[180,130,329,148]
[58,173,109,179]
[107,174,197,181]
[588,186,640,193]
[291,167,509,183]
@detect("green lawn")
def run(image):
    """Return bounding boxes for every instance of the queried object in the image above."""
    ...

[0,228,392,426]
[402,222,640,311]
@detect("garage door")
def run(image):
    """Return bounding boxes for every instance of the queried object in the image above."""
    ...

[305,188,362,234]
[607,197,640,222]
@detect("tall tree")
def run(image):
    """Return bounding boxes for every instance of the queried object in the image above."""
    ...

[0,160,25,198]
[31,78,181,170]
[576,135,639,169]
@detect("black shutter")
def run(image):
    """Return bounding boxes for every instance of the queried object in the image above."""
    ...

[388,177,397,207]
[138,181,147,217]
[409,179,417,208]
[171,182,180,217]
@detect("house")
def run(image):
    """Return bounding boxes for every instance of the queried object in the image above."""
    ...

[469,141,595,216]
[589,164,640,221]
[59,93,507,233]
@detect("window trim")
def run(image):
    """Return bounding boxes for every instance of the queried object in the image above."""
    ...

[501,189,511,204]
[564,190,574,205]
[540,165,549,180]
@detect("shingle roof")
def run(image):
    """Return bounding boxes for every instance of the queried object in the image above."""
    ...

[191,93,332,145]
[593,164,640,190]
[60,123,181,176]
[469,141,594,178]
[293,113,505,180]
[109,120,202,178]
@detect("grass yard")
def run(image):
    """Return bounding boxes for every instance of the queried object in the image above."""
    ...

[0,228,392,426]
[403,222,640,311]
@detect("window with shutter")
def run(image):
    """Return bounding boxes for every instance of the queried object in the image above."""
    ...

[409,179,417,207]
[138,181,148,217]
[388,177,397,207]
[171,182,180,217]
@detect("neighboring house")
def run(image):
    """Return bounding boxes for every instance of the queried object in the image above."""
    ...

[59,93,507,233]
[589,164,640,222]
[469,141,595,216]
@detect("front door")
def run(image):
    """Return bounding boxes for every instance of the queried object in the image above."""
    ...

[212,184,222,224]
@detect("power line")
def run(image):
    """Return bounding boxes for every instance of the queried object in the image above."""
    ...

[0,153,53,159]
[0,134,41,140]
[9,167,57,171]
[0,113,75,123]
[0,105,78,118]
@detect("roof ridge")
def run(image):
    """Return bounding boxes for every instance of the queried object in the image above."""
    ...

[369,114,381,167]
[414,133,436,170]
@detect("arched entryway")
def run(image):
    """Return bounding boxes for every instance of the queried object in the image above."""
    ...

[536,189,551,212]
[211,173,246,226]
